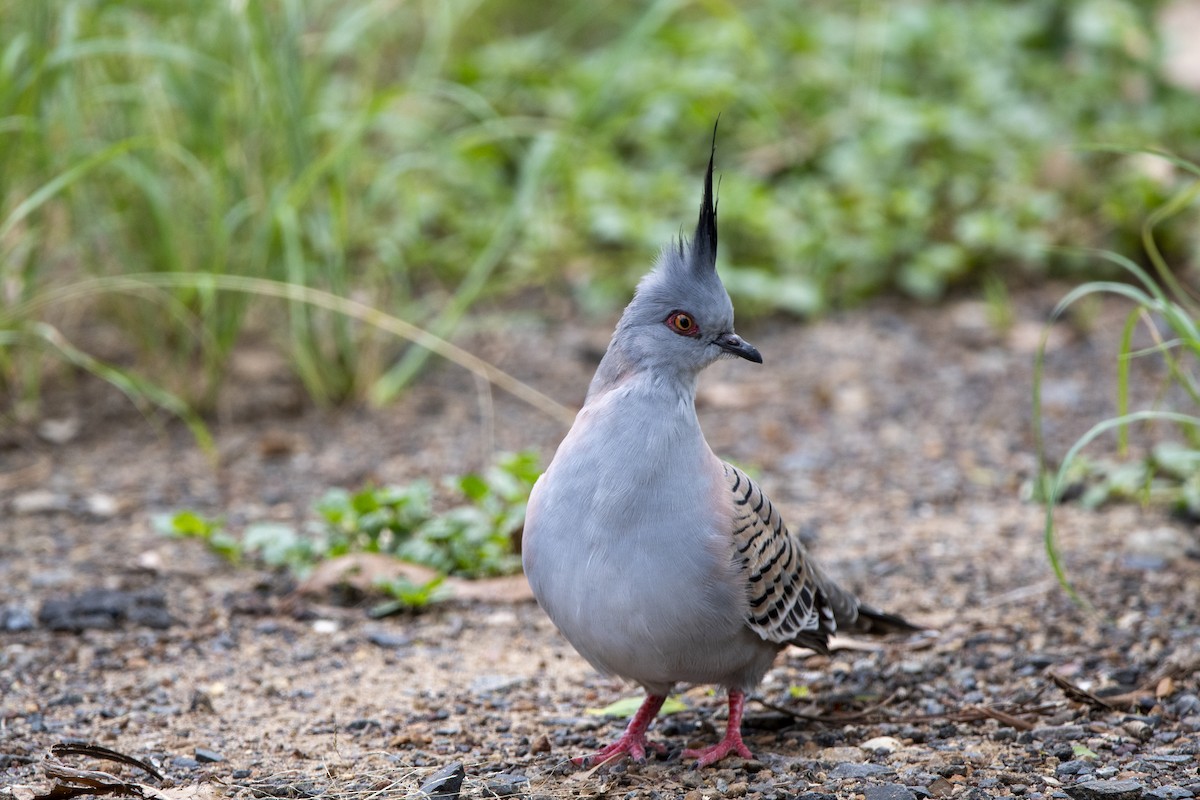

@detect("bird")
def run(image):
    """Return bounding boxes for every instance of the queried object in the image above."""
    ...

[521,125,918,768]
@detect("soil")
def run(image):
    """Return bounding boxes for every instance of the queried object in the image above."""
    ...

[2,286,1198,800]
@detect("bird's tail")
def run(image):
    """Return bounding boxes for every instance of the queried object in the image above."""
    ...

[850,603,923,636]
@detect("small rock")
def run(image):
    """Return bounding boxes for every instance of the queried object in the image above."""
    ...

[1122,720,1153,741]
[38,588,172,631]
[1034,725,1088,742]
[1,606,35,632]
[419,761,465,799]
[1065,780,1146,800]
[820,747,867,763]
[12,490,67,515]
[1143,755,1192,764]
[37,416,80,444]
[194,748,223,763]
[311,619,339,634]
[483,773,528,797]
[84,493,119,518]
[831,763,893,779]
[926,777,955,798]
[1171,694,1200,716]
[864,784,917,800]
[860,736,903,754]
[1058,761,1095,777]
[470,674,525,694]
[366,630,411,649]
[1145,788,1193,800]
[529,734,551,754]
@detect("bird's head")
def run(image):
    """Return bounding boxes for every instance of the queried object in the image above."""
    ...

[608,126,761,380]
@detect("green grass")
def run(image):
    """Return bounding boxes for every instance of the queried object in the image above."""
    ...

[1034,150,1200,605]
[3,1,1200,419]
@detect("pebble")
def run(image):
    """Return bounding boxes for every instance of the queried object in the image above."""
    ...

[366,630,411,649]
[1145,789,1194,800]
[470,674,526,694]
[1065,780,1146,800]
[419,761,465,799]
[11,490,67,514]
[830,762,893,779]
[1034,725,1088,741]
[483,773,528,797]
[860,736,903,754]
[0,606,35,632]
[863,784,918,800]
[194,748,223,763]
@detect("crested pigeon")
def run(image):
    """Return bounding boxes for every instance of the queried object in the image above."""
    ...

[522,127,917,768]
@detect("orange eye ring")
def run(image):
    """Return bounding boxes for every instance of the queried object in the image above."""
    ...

[666,311,700,337]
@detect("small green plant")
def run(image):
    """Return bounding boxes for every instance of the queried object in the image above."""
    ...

[157,451,541,608]
[1035,150,1200,604]
[156,510,240,563]
[371,575,451,617]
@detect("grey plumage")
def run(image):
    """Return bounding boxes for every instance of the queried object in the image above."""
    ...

[522,127,917,768]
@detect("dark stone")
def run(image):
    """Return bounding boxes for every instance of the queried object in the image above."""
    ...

[1,605,35,631]
[366,630,411,649]
[1049,743,1076,761]
[1065,780,1145,800]
[1033,725,1088,742]
[419,761,465,799]
[483,773,529,797]
[795,794,837,800]
[830,762,893,779]
[1144,788,1193,800]
[232,769,252,779]
[194,748,224,763]
[172,756,201,769]
[1058,761,1095,777]
[863,784,917,800]
[38,589,173,632]
[1171,694,1200,716]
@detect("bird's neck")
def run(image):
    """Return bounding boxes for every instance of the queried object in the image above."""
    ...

[586,339,698,406]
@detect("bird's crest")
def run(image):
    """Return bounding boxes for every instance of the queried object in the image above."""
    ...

[688,120,720,275]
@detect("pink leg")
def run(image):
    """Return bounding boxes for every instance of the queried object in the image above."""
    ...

[573,694,668,767]
[682,689,755,767]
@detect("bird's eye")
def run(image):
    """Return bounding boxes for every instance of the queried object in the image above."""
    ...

[666,312,700,337]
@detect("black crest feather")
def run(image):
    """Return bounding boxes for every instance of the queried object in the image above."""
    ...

[691,119,720,272]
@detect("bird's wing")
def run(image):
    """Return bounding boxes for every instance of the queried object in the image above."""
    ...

[723,462,861,654]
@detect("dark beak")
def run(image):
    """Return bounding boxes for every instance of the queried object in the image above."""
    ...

[714,332,763,364]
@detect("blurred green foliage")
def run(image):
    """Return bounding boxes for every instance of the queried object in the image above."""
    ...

[2,0,1199,409]
[157,451,540,608]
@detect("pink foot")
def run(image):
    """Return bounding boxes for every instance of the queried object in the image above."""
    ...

[683,689,755,767]
[573,694,667,767]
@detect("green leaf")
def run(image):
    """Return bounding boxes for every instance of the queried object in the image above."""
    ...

[1071,743,1099,760]
[459,473,490,502]
[586,696,688,718]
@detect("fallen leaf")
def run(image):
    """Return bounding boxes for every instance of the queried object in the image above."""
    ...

[587,696,687,718]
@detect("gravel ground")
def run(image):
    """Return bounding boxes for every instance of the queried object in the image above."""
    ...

[2,286,1198,800]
